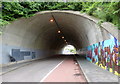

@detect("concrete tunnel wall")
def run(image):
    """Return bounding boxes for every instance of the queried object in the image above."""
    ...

[1,10,119,64]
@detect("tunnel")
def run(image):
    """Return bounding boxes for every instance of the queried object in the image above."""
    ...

[1,10,120,82]
[1,10,119,64]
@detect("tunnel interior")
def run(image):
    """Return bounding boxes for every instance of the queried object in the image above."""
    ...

[2,10,118,64]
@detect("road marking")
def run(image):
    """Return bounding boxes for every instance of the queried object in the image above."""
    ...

[40,59,65,82]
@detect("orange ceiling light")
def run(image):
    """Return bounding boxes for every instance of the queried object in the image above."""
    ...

[58,30,61,33]
[50,19,54,22]
[62,36,64,39]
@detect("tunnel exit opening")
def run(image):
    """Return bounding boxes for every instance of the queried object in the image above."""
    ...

[62,45,77,55]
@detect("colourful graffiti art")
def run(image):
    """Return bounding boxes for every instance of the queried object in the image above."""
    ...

[86,37,120,76]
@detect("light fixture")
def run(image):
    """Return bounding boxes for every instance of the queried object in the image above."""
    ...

[62,36,64,39]
[64,40,66,42]
[58,30,61,33]
[50,19,54,22]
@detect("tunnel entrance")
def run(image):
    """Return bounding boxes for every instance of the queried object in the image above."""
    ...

[2,10,118,67]
[1,9,119,81]
[62,45,76,55]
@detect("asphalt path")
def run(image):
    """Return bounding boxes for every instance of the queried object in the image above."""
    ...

[1,56,65,82]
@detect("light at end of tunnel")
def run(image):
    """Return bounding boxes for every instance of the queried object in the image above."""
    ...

[62,36,64,39]
[50,19,54,22]
[58,30,61,33]
[62,45,76,54]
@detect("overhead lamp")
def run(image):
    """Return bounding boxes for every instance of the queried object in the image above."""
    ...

[58,30,61,33]
[50,19,54,22]
[62,36,64,39]
[64,40,66,42]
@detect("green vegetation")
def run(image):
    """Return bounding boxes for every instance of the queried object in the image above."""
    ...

[63,45,76,54]
[69,49,76,54]
[81,2,120,29]
[1,2,120,30]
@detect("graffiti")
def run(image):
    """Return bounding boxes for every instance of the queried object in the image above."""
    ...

[86,37,120,76]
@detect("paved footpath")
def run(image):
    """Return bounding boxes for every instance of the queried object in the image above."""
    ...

[42,57,87,82]
[76,56,119,82]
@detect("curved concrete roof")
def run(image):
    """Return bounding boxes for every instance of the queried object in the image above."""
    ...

[3,10,118,53]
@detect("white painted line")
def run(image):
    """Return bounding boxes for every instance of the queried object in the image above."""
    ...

[40,59,65,82]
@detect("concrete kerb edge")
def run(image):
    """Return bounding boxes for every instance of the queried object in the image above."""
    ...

[0,58,39,68]
[75,57,91,82]
[0,56,53,76]
[1,55,53,68]
[77,57,119,82]
[90,59,119,78]
[0,62,31,76]
[0,58,39,76]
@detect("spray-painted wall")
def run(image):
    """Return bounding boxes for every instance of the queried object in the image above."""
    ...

[86,37,119,76]
[1,44,55,64]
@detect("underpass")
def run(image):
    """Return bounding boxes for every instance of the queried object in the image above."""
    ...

[0,10,119,83]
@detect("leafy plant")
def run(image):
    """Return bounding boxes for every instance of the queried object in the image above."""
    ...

[1,2,120,30]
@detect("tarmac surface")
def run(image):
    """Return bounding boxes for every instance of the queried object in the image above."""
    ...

[43,57,87,82]
[0,55,119,83]
[1,56,65,82]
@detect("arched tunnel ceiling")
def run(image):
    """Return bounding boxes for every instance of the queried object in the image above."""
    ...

[3,11,119,51]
